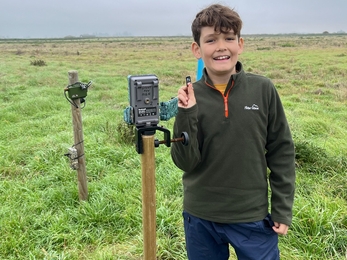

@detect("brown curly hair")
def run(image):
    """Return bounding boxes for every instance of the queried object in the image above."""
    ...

[191,4,243,46]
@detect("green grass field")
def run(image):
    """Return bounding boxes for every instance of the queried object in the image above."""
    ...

[0,35,347,259]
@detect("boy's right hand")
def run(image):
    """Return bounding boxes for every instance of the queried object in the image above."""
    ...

[177,82,196,108]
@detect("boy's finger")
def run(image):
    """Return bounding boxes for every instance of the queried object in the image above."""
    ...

[187,82,194,93]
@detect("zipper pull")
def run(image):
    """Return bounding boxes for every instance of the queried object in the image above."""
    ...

[224,96,229,118]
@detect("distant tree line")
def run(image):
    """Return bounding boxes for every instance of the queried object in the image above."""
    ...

[323,30,346,34]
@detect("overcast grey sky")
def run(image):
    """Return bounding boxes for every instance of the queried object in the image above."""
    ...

[1,0,346,38]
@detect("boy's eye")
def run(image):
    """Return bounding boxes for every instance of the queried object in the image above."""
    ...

[206,39,214,43]
[226,37,235,41]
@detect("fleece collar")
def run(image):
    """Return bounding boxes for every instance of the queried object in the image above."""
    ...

[201,61,244,90]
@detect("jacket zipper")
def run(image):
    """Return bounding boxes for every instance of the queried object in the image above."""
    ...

[205,80,235,118]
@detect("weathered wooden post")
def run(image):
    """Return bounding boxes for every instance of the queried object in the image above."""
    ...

[68,70,88,201]
[141,134,157,260]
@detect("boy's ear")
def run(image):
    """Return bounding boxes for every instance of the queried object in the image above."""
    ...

[238,37,244,55]
[191,42,201,59]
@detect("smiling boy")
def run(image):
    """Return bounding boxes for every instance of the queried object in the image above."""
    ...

[171,4,296,260]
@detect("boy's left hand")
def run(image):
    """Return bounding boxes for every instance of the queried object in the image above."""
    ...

[272,222,289,235]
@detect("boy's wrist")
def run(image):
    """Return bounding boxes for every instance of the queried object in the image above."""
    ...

[178,104,197,113]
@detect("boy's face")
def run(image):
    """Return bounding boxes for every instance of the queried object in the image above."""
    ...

[192,26,244,82]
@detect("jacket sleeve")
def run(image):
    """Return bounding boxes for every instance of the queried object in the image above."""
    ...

[266,86,296,226]
[170,105,201,172]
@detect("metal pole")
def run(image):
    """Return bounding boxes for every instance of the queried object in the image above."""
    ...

[141,134,156,259]
[68,70,88,201]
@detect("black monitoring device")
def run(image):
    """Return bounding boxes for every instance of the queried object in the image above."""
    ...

[127,74,189,153]
[128,74,160,127]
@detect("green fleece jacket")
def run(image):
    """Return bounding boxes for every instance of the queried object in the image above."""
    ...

[171,62,295,226]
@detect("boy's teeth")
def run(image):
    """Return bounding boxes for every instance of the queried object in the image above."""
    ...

[215,56,229,60]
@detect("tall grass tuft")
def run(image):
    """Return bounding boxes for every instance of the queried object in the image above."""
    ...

[30,59,47,66]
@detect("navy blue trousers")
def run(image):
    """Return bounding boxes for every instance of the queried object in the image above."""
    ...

[183,211,280,260]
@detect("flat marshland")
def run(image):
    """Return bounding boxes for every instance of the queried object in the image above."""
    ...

[0,35,347,259]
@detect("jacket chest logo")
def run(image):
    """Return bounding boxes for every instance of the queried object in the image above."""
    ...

[244,104,259,111]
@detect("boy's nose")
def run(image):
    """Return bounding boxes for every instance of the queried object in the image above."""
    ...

[216,47,227,52]
[216,42,227,51]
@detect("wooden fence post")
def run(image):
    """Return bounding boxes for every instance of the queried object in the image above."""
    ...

[68,70,88,201]
[141,134,157,259]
